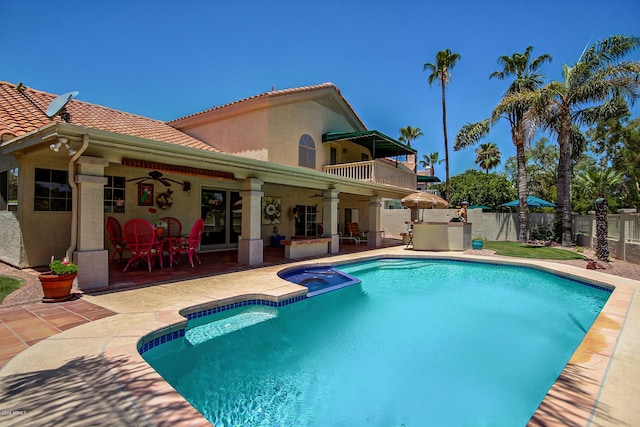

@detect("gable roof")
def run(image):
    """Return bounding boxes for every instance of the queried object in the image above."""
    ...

[0,81,218,151]
[169,82,366,130]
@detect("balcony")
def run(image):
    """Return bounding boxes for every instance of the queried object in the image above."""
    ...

[323,160,417,190]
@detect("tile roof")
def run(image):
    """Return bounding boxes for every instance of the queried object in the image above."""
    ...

[168,82,366,128]
[0,81,218,151]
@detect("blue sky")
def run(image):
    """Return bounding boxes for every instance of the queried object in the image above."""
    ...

[2,0,639,176]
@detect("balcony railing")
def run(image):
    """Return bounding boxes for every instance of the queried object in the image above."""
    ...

[323,160,417,190]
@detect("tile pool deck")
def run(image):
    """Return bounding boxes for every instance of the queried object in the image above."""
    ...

[0,247,638,426]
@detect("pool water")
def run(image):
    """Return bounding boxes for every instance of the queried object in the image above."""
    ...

[142,258,611,426]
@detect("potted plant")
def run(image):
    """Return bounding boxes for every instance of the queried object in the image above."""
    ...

[38,256,78,302]
[153,220,167,237]
[472,238,484,250]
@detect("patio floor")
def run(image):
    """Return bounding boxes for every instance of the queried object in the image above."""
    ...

[0,298,116,368]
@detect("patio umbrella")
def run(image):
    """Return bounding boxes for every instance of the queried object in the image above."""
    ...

[401,192,449,210]
[468,204,491,210]
[500,195,556,208]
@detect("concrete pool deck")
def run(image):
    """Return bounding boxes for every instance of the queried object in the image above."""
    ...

[0,247,638,426]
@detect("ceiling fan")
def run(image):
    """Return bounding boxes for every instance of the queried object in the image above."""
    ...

[127,170,184,187]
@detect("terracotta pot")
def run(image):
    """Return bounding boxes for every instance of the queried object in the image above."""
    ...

[38,273,76,302]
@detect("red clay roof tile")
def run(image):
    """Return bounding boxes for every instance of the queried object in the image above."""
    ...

[0,81,218,151]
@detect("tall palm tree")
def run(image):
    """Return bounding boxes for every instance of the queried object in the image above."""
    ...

[398,125,423,148]
[419,152,442,176]
[455,46,552,242]
[475,142,502,173]
[424,49,461,202]
[525,35,640,246]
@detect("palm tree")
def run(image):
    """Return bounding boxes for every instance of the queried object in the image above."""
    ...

[575,168,624,201]
[399,126,424,170]
[576,168,624,261]
[419,152,442,176]
[475,142,502,173]
[455,46,552,242]
[526,35,640,246]
[424,49,461,202]
[398,125,423,148]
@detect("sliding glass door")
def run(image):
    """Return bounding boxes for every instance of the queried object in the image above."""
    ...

[201,188,241,250]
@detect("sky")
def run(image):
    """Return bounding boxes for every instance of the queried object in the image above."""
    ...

[2,0,639,177]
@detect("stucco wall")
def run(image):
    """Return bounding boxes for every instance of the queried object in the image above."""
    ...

[380,208,411,238]
[419,209,556,241]
[266,100,364,169]
[175,97,366,171]
[177,109,270,160]
[0,211,24,267]
[20,154,74,267]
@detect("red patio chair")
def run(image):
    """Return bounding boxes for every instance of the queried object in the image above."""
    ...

[123,219,164,272]
[159,216,182,238]
[106,216,128,263]
[168,218,205,268]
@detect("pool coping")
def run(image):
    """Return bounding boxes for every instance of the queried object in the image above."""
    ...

[1,248,636,426]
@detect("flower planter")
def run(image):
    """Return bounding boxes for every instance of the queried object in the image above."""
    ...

[38,273,76,303]
[472,240,484,250]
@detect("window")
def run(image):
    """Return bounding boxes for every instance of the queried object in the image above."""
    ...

[104,175,126,213]
[0,168,18,211]
[298,134,316,169]
[34,168,72,211]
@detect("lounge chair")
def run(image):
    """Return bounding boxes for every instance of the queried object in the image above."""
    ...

[345,222,368,244]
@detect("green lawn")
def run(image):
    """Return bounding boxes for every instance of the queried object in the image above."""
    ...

[483,241,586,260]
[0,276,25,303]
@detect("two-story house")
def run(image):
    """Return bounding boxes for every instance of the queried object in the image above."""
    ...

[0,81,416,290]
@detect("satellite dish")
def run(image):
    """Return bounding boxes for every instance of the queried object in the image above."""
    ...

[46,91,79,119]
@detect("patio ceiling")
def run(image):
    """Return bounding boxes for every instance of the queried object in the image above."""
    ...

[322,130,417,159]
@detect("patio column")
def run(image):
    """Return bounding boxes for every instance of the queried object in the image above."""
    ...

[322,188,340,253]
[368,195,384,247]
[238,177,264,265]
[75,156,109,290]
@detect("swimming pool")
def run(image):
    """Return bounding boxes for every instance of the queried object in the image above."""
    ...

[141,258,611,426]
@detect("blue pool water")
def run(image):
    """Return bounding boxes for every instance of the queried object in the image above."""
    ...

[142,258,611,426]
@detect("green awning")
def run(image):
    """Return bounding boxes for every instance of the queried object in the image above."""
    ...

[417,175,441,183]
[322,130,417,159]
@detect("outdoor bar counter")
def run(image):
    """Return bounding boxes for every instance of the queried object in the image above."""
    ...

[411,221,472,251]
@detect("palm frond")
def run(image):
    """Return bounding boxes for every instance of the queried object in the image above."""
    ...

[454,119,491,150]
